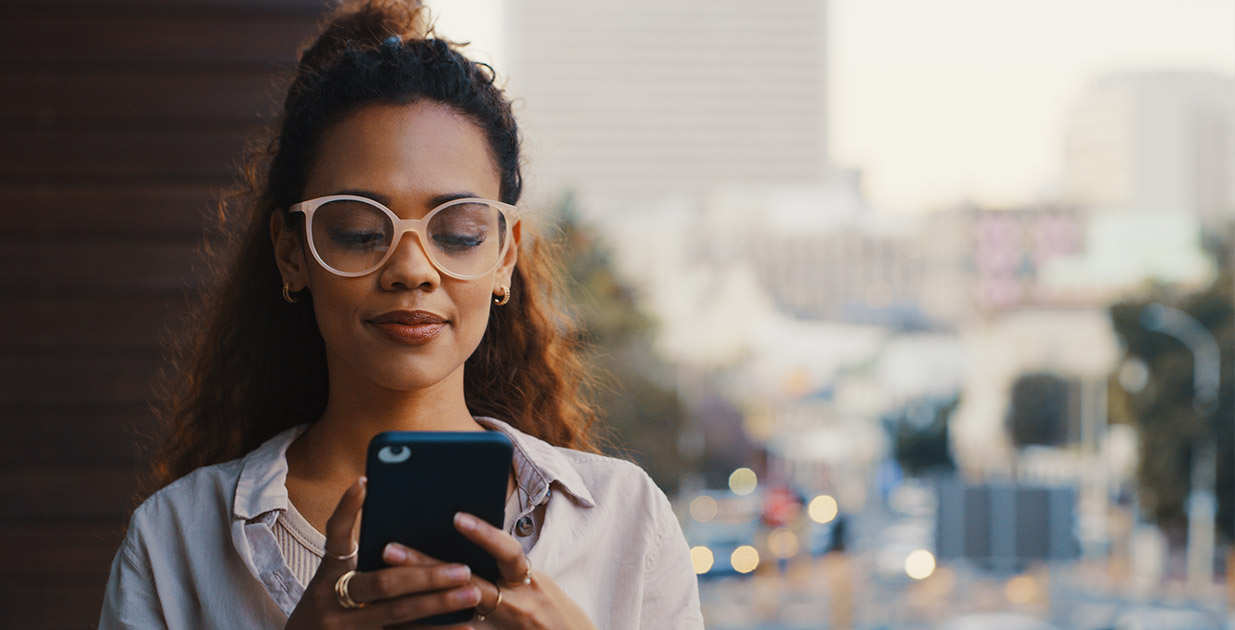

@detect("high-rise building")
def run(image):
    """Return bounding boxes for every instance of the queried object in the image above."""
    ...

[505,0,831,200]
[1063,72,1235,227]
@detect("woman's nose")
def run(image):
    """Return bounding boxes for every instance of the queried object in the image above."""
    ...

[378,230,441,291]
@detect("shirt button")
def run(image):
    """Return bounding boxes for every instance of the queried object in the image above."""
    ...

[515,516,534,537]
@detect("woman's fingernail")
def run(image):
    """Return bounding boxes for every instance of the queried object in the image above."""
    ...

[383,542,408,563]
[454,512,476,530]
[358,476,367,489]
[454,586,481,605]
[444,564,471,581]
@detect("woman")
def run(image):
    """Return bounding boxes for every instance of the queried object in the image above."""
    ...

[99,1,703,628]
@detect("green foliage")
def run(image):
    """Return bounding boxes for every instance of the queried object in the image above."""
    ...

[547,196,689,494]
[884,395,959,477]
[1108,263,1234,539]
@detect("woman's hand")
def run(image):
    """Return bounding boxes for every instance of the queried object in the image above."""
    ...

[284,478,483,630]
[451,512,597,630]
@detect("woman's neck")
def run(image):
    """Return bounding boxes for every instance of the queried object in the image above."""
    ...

[282,367,516,534]
[286,367,482,487]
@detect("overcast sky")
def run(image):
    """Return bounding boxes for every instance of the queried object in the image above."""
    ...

[430,0,1233,213]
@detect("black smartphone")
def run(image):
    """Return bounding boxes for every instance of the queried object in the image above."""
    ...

[357,430,513,625]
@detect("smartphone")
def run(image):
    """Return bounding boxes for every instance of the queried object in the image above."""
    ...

[357,430,513,625]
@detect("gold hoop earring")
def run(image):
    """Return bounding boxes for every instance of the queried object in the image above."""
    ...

[493,285,511,306]
[282,283,298,303]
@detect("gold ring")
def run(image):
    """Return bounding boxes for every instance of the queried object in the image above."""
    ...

[475,583,502,621]
[505,561,532,586]
[325,544,357,561]
[334,570,366,609]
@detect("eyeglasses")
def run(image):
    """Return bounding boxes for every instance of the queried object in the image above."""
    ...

[288,195,519,279]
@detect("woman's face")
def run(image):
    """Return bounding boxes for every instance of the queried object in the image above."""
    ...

[274,101,517,395]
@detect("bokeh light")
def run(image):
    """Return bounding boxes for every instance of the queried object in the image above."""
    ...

[690,545,714,574]
[905,549,936,580]
[730,545,760,573]
[808,494,839,524]
[728,468,758,495]
[689,495,718,522]
[1005,574,1041,604]
[767,527,800,559]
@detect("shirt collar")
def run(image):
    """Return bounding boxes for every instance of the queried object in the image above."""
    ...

[233,424,307,521]
[232,418,595,521]
[474,417,595,508]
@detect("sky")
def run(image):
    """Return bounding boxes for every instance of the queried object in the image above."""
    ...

[828,0,1234,213]
[429,0,1233,213]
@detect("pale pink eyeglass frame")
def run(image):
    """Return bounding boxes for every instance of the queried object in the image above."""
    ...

[288,194,520,280]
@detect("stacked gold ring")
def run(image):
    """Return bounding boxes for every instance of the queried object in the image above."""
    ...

[474,584,502,621]
[326,544,358,561]
[334,570,366,609]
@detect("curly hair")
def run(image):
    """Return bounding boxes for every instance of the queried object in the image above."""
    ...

[149,0,599,488]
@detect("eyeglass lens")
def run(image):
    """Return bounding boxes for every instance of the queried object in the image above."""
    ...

[309,199,507,276]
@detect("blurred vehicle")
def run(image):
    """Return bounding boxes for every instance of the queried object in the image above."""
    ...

[936,612,1061,630]
[761,484,805,527]
[689,525,759,579]
[875,516,935,579]
[682,490,762,579]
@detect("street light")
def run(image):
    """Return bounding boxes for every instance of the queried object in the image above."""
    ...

[1140,303,1220,590]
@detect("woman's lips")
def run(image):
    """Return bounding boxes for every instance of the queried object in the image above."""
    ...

[368,311,447,345]
[369,321,444,344]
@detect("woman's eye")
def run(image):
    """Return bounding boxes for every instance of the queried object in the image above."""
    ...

[330,230,385,249]
[433,232,486,251]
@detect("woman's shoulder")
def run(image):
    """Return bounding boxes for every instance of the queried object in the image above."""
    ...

[479,417,675,517]
[129,424,305,530]
[128,457,246,532]
[557,446,656,486]
[552,446,675,515]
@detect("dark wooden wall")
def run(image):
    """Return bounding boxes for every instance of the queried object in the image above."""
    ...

[0,1,326,626]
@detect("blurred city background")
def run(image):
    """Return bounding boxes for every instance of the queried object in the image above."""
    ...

[441,1,1235,628]
[1,0,1232,628]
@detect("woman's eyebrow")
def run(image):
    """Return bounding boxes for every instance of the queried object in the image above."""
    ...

[333,188,392,205]
[426,191,482,207]
[330,189,482,208]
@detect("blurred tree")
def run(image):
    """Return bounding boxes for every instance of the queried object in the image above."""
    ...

[1108,242,1233,540]
[1006,372,1076,448]
[884,395,959,477]
[547,196,689,494]
[695,390,757,489]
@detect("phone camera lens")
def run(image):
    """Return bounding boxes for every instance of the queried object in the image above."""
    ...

[377,445,412,463]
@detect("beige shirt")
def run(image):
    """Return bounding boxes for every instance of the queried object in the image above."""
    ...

[99,417,704,629]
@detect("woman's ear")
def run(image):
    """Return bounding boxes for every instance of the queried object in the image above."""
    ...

[494,220,521,292]
[270,211,309,290]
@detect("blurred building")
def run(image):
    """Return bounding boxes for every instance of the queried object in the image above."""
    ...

[505,0,832,200]
[1063,71,1235,227]
[748,223,929,327]
[959,204,1085,311]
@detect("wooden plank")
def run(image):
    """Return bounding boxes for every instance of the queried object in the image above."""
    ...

[0,69,289,124]
[0,355,163,406]
[0,11,320,69]
[0,466,140,519]
[0,0,329,11]
[0,407,159,467]
[0,240,208,291]
[0,126,258,180]
[0,294,195,350]
[0,523,128,577]
[0,575,114,629]
[0,183,223,236]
